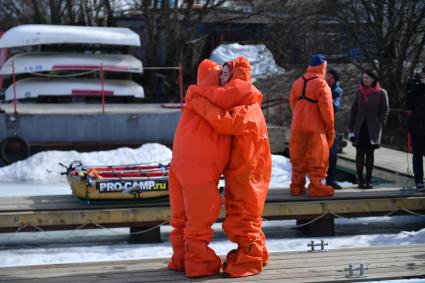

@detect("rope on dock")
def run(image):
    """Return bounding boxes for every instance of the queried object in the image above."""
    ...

[14,220,169,236]
[13,208,424,236]
[262,207,425,229]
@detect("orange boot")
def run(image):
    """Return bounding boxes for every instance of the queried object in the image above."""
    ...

[308,177,335,197]
[226,243,269,269]
[168,168,186,271]
[262,245,270,266]
[168,231,185,271]
[290,173,306,196]
[289,179,306,196]
[222,242,264,278]
[289,130,307,196]
[184,239,222,278]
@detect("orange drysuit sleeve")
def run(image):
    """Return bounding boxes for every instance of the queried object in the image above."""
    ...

[318,85,335,147]
[187,95,257,136]
[289,83,298,112]
[186,81,262,110]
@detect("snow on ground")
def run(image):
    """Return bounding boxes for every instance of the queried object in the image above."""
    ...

[209,43,285,82]
[0,217,424,268]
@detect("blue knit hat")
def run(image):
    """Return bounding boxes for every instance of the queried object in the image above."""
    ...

[309,53,326,67]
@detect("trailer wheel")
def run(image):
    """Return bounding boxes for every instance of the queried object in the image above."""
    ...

[0,136,30,164]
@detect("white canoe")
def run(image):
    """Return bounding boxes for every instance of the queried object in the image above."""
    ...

[0,52,143,75]
[0,25,141,48]
[4,78,144,101]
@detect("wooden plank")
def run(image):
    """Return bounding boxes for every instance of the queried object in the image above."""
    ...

[0,185,422,212]
[2,244,423,276]
[339,141,421,181]
[0,195,424,230]
[1,247,423,279]
[1,245,423,283]
[3,265,424,283]
[0,207,173,228]
[0,195,170,212]
[263,197,425,218]
[337,157,413,185]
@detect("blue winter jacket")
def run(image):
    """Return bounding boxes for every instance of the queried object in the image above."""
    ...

[331,81,343,113]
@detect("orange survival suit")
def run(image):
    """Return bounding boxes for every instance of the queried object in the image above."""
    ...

[289,57,335,197]
[169,59,256,278]
[186,56,272,277]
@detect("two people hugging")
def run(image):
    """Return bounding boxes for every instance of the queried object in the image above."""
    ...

[168,57,272,278]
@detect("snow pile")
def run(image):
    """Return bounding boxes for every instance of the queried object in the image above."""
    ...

[209,43,285,82]
[270,154,291,187]
[0,144,293,186]
[0,143,172,183]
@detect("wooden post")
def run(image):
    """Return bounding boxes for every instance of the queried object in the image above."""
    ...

[129,225,162,243]
[296,216,335,237]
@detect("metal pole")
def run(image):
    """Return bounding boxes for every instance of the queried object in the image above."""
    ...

[12,60,17,114]
[101,63,105,113]
[179,63,183,108]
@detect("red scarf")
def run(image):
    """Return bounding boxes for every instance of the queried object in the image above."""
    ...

[359,82,381,104]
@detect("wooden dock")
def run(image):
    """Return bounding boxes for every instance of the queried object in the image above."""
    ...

[1,244,424,282]
[338,141,421,185]
[0,186,424,240]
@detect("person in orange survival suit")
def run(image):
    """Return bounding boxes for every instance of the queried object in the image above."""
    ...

[289,53,335,197]
[185,56,272,278]
[168,59,255,278]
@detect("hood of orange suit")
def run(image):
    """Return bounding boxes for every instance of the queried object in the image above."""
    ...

[186,57,262,109]
[305,63,327,79]
[220,56,261,108]
[197,59,221,86]
[230,56,252,83]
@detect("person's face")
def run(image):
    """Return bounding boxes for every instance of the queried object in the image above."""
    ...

[326,73,336,87]
[362,73,375,87]
[220,65,232,86]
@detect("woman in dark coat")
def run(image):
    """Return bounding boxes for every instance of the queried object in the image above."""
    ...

[348,69,390,189]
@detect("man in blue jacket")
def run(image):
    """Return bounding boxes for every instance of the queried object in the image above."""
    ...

[325,68,343,190]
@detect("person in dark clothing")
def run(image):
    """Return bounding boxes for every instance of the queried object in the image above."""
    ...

[348,69,390,189]
[325,68,343,190]
[407,67,425,190]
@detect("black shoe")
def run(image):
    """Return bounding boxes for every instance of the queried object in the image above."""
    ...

[416,183,424,191]
[328,182,342,190]
[364,182,373,189]
[356,175,364,189]
[222,272,231,278]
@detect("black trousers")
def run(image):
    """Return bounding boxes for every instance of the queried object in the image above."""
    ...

[355,121,376,183]
[412,133,425,185]
[356,145,375,183]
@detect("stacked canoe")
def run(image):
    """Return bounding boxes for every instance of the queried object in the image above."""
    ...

[0,24,144,101]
